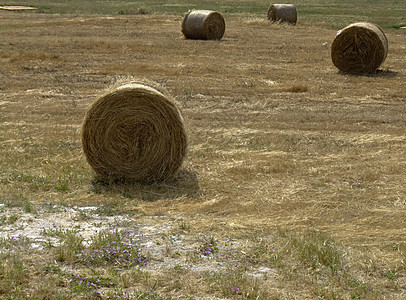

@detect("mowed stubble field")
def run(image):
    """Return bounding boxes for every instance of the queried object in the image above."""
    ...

[0,3,406,299]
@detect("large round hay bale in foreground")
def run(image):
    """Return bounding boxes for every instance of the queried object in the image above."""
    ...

[331,22,388,74]
[182,10,225,40]
[81,82,188,183]
[267,4,297,25]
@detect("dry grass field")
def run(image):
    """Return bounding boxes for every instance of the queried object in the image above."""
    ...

[1,1,406,299]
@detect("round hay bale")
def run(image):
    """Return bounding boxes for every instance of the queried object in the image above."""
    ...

[182,10,225,40]
[81,82,188,183]
[267,4,297,25]
[331,22,388,74]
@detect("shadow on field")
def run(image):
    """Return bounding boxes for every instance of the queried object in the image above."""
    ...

[338,69,398,78]
[89,169,200,202]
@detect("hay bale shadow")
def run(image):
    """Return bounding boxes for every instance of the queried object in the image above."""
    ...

[338,68,398,78]
[89,169,200,202]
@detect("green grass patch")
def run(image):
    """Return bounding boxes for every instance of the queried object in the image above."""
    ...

[78,229,149,268]
[289,230,344,270]
[1,0,405,28]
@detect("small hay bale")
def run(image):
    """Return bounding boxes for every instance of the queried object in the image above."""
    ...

[331,22,388,74]
[182,10,226,40]
[267,4,297,25]
[81,82,188,183]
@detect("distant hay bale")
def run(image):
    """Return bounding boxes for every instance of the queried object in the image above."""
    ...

[182,10,226,40]
[81,81,188,183]
[267,4,297,25]
[331,22,388,74]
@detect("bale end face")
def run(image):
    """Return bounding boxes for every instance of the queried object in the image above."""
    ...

[182,10,226,40]
[81,82,188,183]
[331,22,388,74]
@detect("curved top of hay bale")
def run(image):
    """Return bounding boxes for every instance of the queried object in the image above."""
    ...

[331,22,388,74]
[81,81,188,183]
[267,4,297,25]
[182,10,226,40]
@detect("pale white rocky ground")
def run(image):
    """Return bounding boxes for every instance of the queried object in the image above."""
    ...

[0,202,274,280]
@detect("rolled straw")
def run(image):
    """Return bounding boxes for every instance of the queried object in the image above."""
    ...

[81,82,187,183]
[331,22,388,74]
[267,4,297,25]
[182,10,226,40]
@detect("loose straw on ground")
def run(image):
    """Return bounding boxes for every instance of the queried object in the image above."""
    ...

[182,10,225,40]
[267,4,297,25]
[331,22,388,74]
[0,6,37,10]
[81,82,188,183]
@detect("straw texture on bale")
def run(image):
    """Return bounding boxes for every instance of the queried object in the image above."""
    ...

[267,4,297,25]
[331,22,388,74]
[81,82,187,183]
[182,10,225,40]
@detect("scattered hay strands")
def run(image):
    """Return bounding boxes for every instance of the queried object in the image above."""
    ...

[0,6,37,11]
[331,22,388,74]
[267,4,297,25]
[182,10,226,40]
[81,81,188,183]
